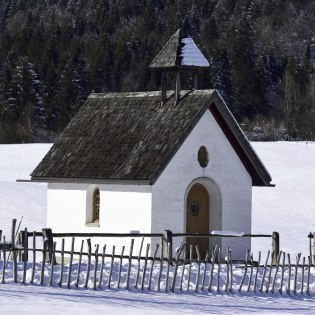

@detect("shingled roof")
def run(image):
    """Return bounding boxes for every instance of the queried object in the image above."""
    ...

[31,90,272,186]
[149,29,210,69]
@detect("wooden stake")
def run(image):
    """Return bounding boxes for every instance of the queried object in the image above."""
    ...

[170,247,179,293]
[186,244,193,292]
[271,251,282,293]
[134,237,144,289]
[157,238,163,292]
[266,251,274,294]
[1,236,6,284]
[93,244,99,290]
[306,256,311,296]
[293,253,301,295]
[195,245,201,293]
[229,248,233,293]
[98,244,106,289]
[239,250,249,293]
[49,242,56,286]
[301,256,305,295]
[12,247,17,284]
[165,243,171,292]
[107,245,115,288]
[40,238,47,286]
[279,251,285,295]
[30,231,36,285]
[125,239,134,290]
[247,253,254,292]
[118,245,125,289]
[259,250,270,293]
[179,245,186,292]
[216,247,221,293]
[75,240,84,288]
[200,250,209,292]
[225,249,230,293]
[141,244,150,290]
[67,237,75,289]
[22,250,27,285]
[208,245,218,292]
[287,253,291,295]
[58,238,65,288]
[148,244,159,291]
[12,219,17,283]
[84,239,92,289]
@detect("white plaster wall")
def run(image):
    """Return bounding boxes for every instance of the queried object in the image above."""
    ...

[152,109,252,259]
[47,183,152,254]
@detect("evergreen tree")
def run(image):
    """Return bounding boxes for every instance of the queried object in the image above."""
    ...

[0,0,315,142]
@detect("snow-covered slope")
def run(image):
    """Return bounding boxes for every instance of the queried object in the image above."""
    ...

[252,142,315,258]
[0,142,315,314]
[0,144,51,236]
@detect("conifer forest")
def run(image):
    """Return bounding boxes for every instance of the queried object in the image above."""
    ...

[0,0,314,143]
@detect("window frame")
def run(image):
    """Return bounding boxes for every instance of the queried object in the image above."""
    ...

[85,185,101,227]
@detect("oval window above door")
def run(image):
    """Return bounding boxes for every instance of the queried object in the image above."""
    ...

[198,146,209,168]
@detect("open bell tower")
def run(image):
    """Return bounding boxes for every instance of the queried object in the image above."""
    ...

[149,28,210,106]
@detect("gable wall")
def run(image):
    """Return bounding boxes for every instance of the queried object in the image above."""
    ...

[152,109,252,259]
[47,183,152,253]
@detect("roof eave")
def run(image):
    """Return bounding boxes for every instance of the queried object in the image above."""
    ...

[28,177,151,186]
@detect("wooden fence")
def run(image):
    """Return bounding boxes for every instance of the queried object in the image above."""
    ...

[0,230,314,295]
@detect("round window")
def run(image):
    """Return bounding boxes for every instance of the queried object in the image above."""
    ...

[198,146,209,168]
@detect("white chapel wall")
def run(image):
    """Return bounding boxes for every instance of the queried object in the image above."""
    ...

[151,109,252,259]
[47,183,152,254]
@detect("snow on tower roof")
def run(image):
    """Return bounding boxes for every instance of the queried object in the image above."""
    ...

[180,37,210,67]
[149,28,210,70]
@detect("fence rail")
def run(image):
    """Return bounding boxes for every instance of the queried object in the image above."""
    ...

[15,228,278,263]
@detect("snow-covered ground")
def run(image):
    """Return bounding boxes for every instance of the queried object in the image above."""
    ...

[252,141,315,258]
[0,141,315,314]
[0,144,50,236]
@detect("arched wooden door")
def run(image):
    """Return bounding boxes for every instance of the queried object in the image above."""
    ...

[186,183,209,258]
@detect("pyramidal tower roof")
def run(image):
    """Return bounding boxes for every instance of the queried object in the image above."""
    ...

[149,29,210,70]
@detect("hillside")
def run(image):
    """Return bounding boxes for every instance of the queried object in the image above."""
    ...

[0,0,315,143]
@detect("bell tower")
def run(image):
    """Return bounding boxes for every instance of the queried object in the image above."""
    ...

[149,28,210,106]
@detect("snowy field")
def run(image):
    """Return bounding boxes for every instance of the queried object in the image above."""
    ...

[0,141,315,314]
[252,141,315,258]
